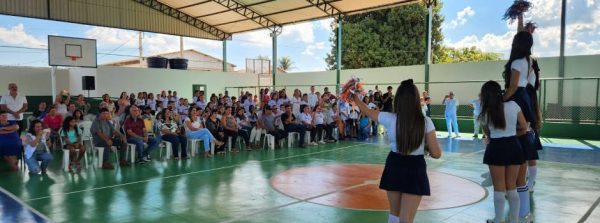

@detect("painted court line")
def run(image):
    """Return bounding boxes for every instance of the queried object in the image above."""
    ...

[221,178,381,223]
[0,187,53,223]
[578,196,600,223]
[26,143,368,202]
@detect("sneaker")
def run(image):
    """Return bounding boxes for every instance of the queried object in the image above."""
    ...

[519,214,534,223]
[309,142,318,146]
[142,157,151,162]
[473,134,479,138]
[119,160,130,167]
[102,162,115,170]
[446,135,452,138]
[137,159,147,164]
[318,141,326,144]
[454,134,461,138]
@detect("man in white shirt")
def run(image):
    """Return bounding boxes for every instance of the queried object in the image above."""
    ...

[308,86,318,109]
[0,83,27,135]
[442,91,460,138]
[469,94,482,138]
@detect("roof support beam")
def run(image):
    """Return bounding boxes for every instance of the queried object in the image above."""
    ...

[197,0,275,18]
[211,0,280,31]
[305,0,341,16]
[132,0,232,40]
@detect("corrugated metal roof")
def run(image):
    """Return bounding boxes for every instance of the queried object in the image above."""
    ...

[0,0,420,40]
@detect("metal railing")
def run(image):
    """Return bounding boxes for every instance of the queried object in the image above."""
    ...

[225,77,600,124]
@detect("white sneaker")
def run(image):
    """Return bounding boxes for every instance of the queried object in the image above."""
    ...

[529,181,536,193]
[318,141,326,144]
[519,214,534,223]
[309,142,318,146]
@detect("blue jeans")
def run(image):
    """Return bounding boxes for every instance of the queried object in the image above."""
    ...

[25,150,53,174]
[445,112,459,136]
[187,129,215,152]
[358,127,370,141]
[127,137,159,159]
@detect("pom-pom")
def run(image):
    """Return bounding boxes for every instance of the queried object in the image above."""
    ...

[340,76,365,102]
[502,0,533,23]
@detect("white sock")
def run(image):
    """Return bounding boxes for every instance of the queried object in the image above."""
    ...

[493,191,506,223]
[507,189,520,223]
[517,185,530,217]
[388,213,399,223]
[527,166,538,189]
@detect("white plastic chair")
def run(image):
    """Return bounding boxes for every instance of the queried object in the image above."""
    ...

[58,128,88,171]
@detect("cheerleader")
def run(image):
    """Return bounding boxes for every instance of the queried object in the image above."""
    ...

[352,79,441,223]
[502,31,538,222]
[480,81,528,223]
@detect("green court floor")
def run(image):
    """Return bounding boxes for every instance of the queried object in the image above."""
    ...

[1,135,599,223]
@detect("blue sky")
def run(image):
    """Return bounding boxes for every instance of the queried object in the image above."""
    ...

[0,0,597,71]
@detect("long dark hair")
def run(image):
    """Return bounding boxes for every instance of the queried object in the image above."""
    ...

[28,120,43,135]
[62,116,80,137]
[393,79,425,155]
[479,81,506,129]
[503,31,533,89]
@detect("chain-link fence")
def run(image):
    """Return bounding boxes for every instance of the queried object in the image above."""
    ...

[226,77,600,124]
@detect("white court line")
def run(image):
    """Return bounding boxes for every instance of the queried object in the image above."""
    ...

[220,178,381,223]
[0,187,54,223]
[26,143,368,202]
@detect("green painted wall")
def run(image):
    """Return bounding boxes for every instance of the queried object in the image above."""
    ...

[430,118,600,140]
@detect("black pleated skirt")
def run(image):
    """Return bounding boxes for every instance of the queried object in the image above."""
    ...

[379,152,430,196]
[519,131,539,160]
[483,136,525,165]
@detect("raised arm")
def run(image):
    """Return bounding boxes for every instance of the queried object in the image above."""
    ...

[351,95,379,122]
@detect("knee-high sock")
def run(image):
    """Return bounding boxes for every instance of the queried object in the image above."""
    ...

[517,185,530,217]
[507,189,520,223]
[493,191,506,223]
[527,166,538,189]
[388,213,399,223]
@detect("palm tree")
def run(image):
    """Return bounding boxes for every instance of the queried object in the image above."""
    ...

[278,56,294,72]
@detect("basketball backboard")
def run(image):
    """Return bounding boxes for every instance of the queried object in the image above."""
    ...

[48,35,97,68]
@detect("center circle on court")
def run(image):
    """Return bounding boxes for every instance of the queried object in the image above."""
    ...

[270,164,486,211]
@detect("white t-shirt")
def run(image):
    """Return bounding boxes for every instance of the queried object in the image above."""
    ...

[300,113,313,125]
[135,99,146,106]
[196,100,207,110]
[511,58,533,87]
[0,93,27,120]
[308,93,318,108]
[528,72,537,87]
[327,110,337,124]
[290,97,302,116]
[314,112,325,125]
[146,99,156,111]
[378,112,435,155]
[183,117,202,134]
[484,101,521,138]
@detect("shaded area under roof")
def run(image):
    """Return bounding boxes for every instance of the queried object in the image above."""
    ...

[0,0,420,40]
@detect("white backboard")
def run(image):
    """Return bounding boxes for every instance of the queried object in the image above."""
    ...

[48,35,97,68]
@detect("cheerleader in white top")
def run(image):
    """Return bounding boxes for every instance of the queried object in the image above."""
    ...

[502,31,539,222]
[352,79,441,223]
[480,81,528,223]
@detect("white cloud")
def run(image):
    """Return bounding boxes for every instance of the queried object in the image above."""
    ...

[235,29,272,48]
[281,22,315,44]
[302,41,326,56]
[318,18,334,32]
[85,27,221,55]
[444,6,475,29]
[235,21,317,48]
[446,0,600,57]
[0,24,46,48]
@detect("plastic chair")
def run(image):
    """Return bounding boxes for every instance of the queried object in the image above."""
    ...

[58,128,88,171]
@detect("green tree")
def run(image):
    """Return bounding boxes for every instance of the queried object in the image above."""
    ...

[326,3,444,69]
[437,46,503,64]
[278,56,294,72]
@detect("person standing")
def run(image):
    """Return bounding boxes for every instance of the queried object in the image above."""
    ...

[0,83,27,136]
[469,94,482,138]
[443,91,460,138]
[479,81,527,223]
[307,86,318,109]
[422,91,432,117]
[352,79,441,223]
[382,86,394,112]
